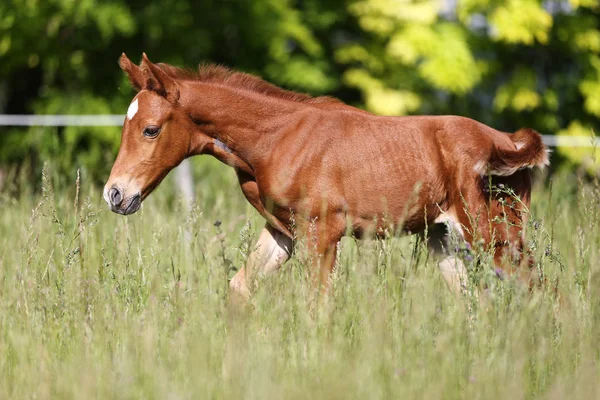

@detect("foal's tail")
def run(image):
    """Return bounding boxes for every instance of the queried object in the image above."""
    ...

[486,128,549,176]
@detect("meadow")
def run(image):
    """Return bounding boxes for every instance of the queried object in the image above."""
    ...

[0,157,599,399]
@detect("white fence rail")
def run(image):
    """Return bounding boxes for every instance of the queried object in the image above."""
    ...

[539,135,600,148]
[0,114,125,126]
[0,114,598,148]
[0,114,195,207]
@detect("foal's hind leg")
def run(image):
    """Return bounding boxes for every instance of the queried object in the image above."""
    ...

[229,224,292,303]
[426,218,468,295]
[455,171,536,284]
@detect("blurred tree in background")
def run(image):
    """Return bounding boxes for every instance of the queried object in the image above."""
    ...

[1,0,599,183]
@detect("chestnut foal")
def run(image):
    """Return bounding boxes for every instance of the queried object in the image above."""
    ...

[104,54,549,300]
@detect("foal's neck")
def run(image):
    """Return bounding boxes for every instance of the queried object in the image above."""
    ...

[180,81,304,165]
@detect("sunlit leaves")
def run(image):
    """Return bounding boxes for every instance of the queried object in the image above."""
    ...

[364,87,421,116]
[336,44,385,73]
[343,68,421,115]
[416,24,482,94]
[266,57,337,92]
[557,121,600,175]
[456,0,492,23]
[494,68,541,112]
[574,29,600,53]
[579,55,600,117]
[580,79,600,117]
[350,0,440,28]
[387,23,482,93]
[0,35,10,56]
[387,25,437,65]
[489,0,552,45]
[341,0,480,113]
[569,0,600,9]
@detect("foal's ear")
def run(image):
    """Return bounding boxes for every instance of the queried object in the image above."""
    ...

[141,53,180,103]
[119,53,144,91]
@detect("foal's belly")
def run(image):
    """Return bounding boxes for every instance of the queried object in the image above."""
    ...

[349,206,431,238]
[346,182,443,238]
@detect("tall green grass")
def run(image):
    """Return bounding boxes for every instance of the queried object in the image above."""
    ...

[0,160,599,399]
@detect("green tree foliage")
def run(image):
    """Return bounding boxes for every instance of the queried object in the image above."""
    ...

[1,0,599,180]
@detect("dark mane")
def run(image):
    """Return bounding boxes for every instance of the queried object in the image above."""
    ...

[156,63,340,104]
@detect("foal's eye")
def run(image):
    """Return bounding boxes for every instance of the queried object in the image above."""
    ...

[142,125,161,138]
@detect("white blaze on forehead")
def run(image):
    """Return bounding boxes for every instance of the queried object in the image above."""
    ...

[127,98,139,120]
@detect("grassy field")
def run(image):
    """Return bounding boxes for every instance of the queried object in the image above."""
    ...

[0,158,599,399]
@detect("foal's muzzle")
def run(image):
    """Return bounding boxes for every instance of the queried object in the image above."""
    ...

[104,185,141,215]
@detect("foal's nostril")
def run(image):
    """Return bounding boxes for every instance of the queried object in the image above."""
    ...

[109,187,123,207]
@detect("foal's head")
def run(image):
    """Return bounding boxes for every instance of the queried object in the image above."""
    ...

[104,53,198,215]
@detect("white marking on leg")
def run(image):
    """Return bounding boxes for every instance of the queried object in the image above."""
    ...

[248,227,292,276]
[433,211,469,295]
[229,226,292,301]
[127,98,139,120]
[434,211,464,238]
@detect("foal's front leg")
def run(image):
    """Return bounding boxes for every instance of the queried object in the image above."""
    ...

[229,224,292,303]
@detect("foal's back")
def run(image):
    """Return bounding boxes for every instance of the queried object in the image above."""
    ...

[291,111,519,231]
